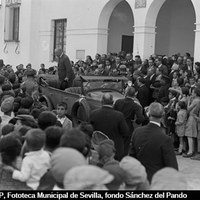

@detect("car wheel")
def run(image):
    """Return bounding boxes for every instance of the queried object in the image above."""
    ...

[39,95,53,111]
[71,98,90,127]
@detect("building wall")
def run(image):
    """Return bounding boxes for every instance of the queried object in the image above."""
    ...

[37,0,112,68]
[155,0,195,56]
[0,0,40,68]
[0,0,110,69]
[0,0,200,71]
[107,1,134,54]
[0,1,5,60]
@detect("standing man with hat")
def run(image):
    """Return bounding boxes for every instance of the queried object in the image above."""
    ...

[55,48,75,90]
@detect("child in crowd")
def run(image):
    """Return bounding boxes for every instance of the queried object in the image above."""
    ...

[97,139,117,167]
[179,87,190,105]
[51,148,87,190]
[37,126,64,190]
[38,128,88,191]
[97,139,126,190]
[44,126,64,155]
[63,165,113,190]
[150,167,188,190]
[90,130,109,166]
[38,111,58,130]
[184,87,200,157]
[175,101,188,155]
[0,96,15,131]
[56,102,72,130]
[1,123,14,138]
[0,135,30,190]
[60,128,90,159]
[7,129,50,190]
[119,156,150,190]
[165,90,178,138]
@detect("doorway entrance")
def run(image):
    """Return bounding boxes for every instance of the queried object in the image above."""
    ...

[155,0,195,56]
[107,1,134,54]
[121,35,133,53]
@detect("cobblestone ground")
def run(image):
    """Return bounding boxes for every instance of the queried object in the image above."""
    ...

[177,155,200,190]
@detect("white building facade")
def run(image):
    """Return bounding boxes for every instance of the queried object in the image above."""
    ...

[0,0,200,70]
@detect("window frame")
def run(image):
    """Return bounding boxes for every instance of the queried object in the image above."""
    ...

[4,6,20,42]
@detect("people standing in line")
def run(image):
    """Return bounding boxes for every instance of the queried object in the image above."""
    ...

[129,102,178,182]
[54,48,75,90]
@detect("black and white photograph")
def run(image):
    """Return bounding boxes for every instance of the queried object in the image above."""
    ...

[0,0,200,195]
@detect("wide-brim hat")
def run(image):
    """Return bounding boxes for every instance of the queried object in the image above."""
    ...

[91,131,109,149]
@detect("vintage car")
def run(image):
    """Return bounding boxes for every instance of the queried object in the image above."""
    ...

[38,75,129,126]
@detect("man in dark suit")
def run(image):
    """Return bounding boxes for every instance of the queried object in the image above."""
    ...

[157,75,170,103]
[90,93,129,161]
[155,57,169,76]
[55,48,75,89]
[182,57,193,76]
[125,53,134,74]
[145,66,156,88]
[136,77,150,108]
[114,87,145,155]
[129,102,178,182]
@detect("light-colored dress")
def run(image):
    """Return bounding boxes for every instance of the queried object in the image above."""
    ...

[185,98,200,138]
[193,101,200,142]
[175,109,187,137]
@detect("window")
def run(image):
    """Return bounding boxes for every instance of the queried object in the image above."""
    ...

[13,7,20,41]
[53,19,67,60]
[4,6,20,41]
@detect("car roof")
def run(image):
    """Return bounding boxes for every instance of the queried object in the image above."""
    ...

[80,75,128,81]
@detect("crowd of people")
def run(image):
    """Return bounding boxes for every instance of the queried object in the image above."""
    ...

[0,49,199,190]
[70,51,200,160]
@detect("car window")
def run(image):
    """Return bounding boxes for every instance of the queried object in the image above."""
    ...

[83,80,122,92]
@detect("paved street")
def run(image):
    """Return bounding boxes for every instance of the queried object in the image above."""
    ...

[177,155,200,190]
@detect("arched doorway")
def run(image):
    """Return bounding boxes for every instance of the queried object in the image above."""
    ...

[155,0,195,56]
[97,0,134,55]
[107,1,134,54]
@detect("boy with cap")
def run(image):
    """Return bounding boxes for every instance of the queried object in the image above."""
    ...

[6,129,50,190]
[50,148,87,190]
[97,139,126,190]
[120,156,150,190]
[89,131,109,166]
